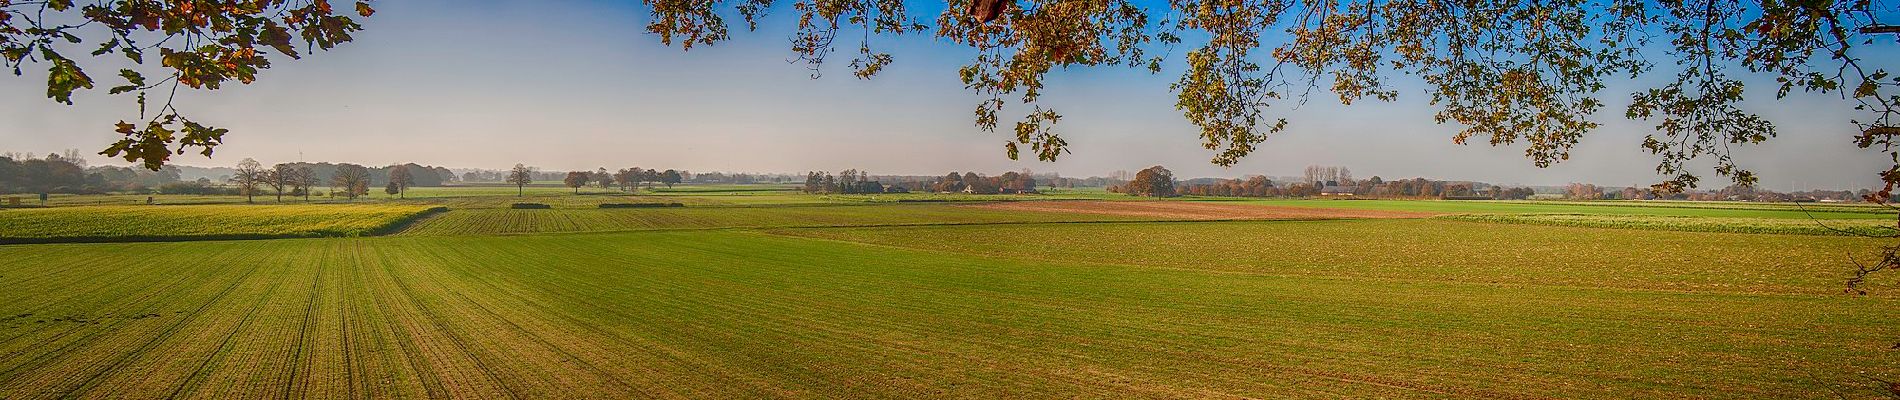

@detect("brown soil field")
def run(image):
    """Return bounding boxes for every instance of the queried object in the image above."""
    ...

[967,200,1441,220]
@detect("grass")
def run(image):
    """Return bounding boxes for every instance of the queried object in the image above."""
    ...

[395,203,1146,236]
[5,190,1900,397]
[1441,213,1900,236]
[0,224,1893,398]
[0,204,443,243]
[1217,198,1894,219]
[774,219,1897,295]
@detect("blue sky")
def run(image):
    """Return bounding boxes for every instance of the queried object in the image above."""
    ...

[1,0,1892,189]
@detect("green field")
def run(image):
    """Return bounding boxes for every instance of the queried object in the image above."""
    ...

[1223,198,1894,219]
[0,205,442,243]
[2,188,1897,398]
[394,204,1145,236]
[1441,213,1899,236]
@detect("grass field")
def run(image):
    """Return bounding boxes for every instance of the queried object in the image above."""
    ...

[0,223,1894,398]
[1224,198,1894,219]
[0,205,442,243]
[1441,213,1899,236]
[394,204,1147,236]
[3,190,1898,398]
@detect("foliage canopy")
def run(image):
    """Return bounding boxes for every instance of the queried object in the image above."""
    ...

[5,0,1897,195]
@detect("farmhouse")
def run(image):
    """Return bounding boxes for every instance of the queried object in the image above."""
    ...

[1320,185,1355,196]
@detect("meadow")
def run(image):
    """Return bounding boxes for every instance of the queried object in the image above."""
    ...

[1227,198,1895,219]
[393,204,1148,236]
[0,205,442,243]
[1,185,1896,398]
[1440,213,1899,236]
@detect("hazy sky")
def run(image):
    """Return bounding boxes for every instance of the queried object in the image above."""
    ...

[2,0,1894,189]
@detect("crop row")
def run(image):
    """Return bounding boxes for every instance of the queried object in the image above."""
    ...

[1,227,1895,397]
[0,205,444,243]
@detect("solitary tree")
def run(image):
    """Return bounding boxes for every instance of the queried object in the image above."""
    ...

[330,164,372,201]
[563,171,591,194]
[1127,166,1176,198]
[387,164,414,199]
[506,164,535,196]
[661,170,683,189]
[230,158,264,203]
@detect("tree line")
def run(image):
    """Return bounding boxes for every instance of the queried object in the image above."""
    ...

[490,165,687,196]
[0,151,183,195]
[1564,183,1865,202]
[800,170,1043,195]
[0,150,467,202]
[220,159,456,202]
[1110,165,1543,200]
[566,167,683,194]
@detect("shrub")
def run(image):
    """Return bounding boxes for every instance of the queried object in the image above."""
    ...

[511,203,552,209]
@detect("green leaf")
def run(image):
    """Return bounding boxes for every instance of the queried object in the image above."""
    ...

[91,38,120,56]
[117,69,144,86]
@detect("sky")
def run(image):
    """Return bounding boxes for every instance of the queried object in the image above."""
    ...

[1,0,1894,190]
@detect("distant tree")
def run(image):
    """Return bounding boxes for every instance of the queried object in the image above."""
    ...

[55,149,87,167]
[231,158,265,203]
[267,164,294,202]
[1565,183,1605,200]
[661,170,683,189]
[506,164,535,196]
[595,168,614,189]
[613,168,638,192]
[1126,166,1176,198]
[936,172,965,193]
[330,164,372,201]
[803,171,827,193]
[387,164,414,199]
[384,180,401,196]
[292,166,319,201]
[564,171,591,194]
[630,166,653,188]
[640,169,661,189]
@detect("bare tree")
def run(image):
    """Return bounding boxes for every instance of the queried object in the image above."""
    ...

[330,164,371,201]
[231,158,264,203]
[387,164,414,199]
[267,163,294,202]
[293,166,318,201]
